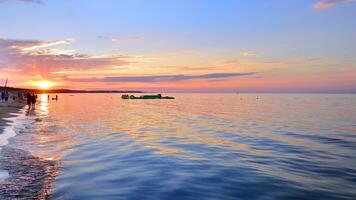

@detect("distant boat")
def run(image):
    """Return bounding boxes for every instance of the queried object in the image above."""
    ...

[122,94,175,99]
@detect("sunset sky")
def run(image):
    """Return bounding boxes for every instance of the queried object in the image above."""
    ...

[0,0,355,92]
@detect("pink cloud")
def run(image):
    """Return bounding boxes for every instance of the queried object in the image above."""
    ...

[0,38,131,79]
[314,0,356,9]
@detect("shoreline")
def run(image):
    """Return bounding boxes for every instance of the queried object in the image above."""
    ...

[0,100,26,135]
[0,99,59,199]
[0,100,26,181]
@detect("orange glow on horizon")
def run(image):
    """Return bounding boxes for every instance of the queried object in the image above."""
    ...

[34,80,55,90]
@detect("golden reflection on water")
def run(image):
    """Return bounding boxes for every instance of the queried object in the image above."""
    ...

[9,93,356,199]
[18,94,78,161]
[39,94,49,116]
[32,129,76,161]
[25,93,356,161]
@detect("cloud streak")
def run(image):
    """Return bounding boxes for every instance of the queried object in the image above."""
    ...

[240,51,262,57]
[313,0,356,9]
[0,0,43,4]
[97,35,143,44]
[71,72,257,83]
[18,0,43,3]
[0,38,131,78]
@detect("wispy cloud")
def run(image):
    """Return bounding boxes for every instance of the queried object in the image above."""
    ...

[71,72,256,83]
[18,0,43,3]
[240,51,263,57]
[313,0,356,9]
[97,35,143,44]
[215,57,324,67]
[20,38,74,51]
[0,0,43,4]
[0,38,131,78]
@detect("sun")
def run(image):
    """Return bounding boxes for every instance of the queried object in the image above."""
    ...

[37,80,54,90]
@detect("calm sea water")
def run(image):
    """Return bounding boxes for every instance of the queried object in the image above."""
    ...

[2,93,356,199]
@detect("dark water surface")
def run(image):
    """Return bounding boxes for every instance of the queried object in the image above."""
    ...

[1,93,356,199]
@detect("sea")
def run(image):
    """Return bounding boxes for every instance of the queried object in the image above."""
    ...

[0,93,355,200]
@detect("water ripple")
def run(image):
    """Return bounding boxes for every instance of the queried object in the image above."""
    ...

[4,93,356,199]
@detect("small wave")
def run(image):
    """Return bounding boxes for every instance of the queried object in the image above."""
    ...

[0,114,21,147]
[0,147,60,199]
[0,109,25,183]
[0,105,61,199]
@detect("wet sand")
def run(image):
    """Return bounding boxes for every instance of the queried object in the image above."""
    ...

[0,100,60,199]
[0,147,59,199]
[0,100,26,180]
[0,100,26,134]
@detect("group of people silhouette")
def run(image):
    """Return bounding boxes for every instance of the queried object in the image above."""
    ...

[0,91,9,102]
[26,92,37,108]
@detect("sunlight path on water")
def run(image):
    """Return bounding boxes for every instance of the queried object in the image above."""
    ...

[5,93,356,199]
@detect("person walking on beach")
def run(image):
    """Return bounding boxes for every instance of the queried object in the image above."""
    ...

[4,91,9,102]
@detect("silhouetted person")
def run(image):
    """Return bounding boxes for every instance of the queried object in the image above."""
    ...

[1,92,4,102]
[48,95,50,101]
[31,93,37,108]
[55,95,58,101]
[26,92,31,108]
[4,91,9,102]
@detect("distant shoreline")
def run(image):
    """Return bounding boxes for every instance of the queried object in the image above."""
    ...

[1,87,355,94]
[0,87,143,94]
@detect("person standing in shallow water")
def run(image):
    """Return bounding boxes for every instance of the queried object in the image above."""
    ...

[31,93,37,108]
[26,92,31,108]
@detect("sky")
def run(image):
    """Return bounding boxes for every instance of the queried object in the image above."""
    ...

[0,0,355,93]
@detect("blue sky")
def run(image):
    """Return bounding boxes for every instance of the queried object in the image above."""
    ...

[0,0,355,92]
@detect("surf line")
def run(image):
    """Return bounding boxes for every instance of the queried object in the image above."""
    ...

[0,107,27,182]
